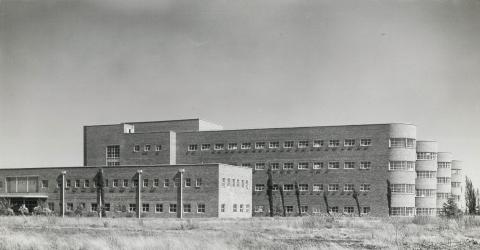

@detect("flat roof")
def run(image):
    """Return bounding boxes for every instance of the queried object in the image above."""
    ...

[0,163,246,171]
[0,194,49,198]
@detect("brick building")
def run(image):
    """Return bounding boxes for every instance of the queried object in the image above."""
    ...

[0,164,252,218]
[81,119,464,216]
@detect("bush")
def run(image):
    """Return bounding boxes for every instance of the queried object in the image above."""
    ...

[33,206,52,216]
[18,206,29,215]
[0,208,14,216]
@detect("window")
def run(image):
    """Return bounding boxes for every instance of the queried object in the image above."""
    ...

[185,178,191,187]
[184,204,191,213]
[188,144,198,151]
[389,138,406,148]
[313,184,323,191]
[416,189,436,197]
[169,204,177,213]
[123,179,128,187]
[437,193,450,199]
[360,184,370,192]
[228,143,238,150]
[155,204,163,213]
[201,144,211,151]
[360,162,371,170]
[84,180,90,188]
[269,142,279,149]
[328,140,340,147]
[106,145,120,166]
[436,177,451,184]
[174,178,180,187]
[233,204,237,212]
[391,207,415,216]
[417,152,437,160]
[153,179,159,187]
[246,204,250,212]
[283,141,294,148]
[105,179,109,187]
[242,180,245,188]
[133,179,138,187]
[360,139,371,146]
[241,163,251,168]
[232,179,235,187]
[164,179,169,187]
[240,204,244,212]
[255,184,265,191]
[254,205,264,213]
[255,142,266,149]
[362,207,371,214]
[270,163,280,170]
[313,162,323,169]
[195,178,202,187]
[66,203,74,211]
[344,139,355,147]
[142,204,150,212]
[221,204,225,212]
[255,163,266,170]
[389,161,415,171]
[286,206,294,213]
[113,179,118,187]
[406,139,415,148]
[417,171,436,178]
[144,145,151,151]
[66,180,71,188]
[313,140,324,147]
[283,184,294,191]
[241,143,251,149]
[298,140,309,148]
[143,179,149,187]
[452,169,461,175]
[328,184,339,191]
[328,162,340,169]
[155,145,161,151]
[91,203,97,212]
[298,162,309,170]
[272,184,279,191]
[221,178,225,187]
[298,184,308,191]
[300,206,308,214]
[283,162,294,170]
[41,180,48,188]
[344,207,354,214]
[416,208,436,216]
[197,204,205,213]
[75,180,80,188]
[438,162,451,168]
[451,182,461,187]
[129,204,136,212]
[344,184,354,192]
[237,179,240,187]
[329,207,339,213]
[390,184,415,194]
[246,180,249,189]
[134,145,140,152]
[214,144,224,150]
[313,208,321,214]
[344,162,355,169]
[227,178,230,187]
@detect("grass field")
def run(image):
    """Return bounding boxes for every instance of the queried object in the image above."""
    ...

[0,215,479,250]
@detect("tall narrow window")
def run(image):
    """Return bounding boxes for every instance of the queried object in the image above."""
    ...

[106,145,120,166]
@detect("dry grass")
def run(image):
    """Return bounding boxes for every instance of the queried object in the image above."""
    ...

[0,215,479,249]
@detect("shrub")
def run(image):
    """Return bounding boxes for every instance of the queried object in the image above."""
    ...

[33,206,52,216]
[18,205,29,215]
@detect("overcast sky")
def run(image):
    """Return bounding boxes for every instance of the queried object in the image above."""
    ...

[1,0,479,186]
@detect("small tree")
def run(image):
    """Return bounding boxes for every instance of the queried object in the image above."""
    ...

[387,180,392,216]
[266,167,274,217]
[295,181,301,216]
[94,169,106,217]
[442,197,462,218]
[465,176,476,215]
[279,185,286,217]
[323,191,330,215]
[352,188,361,217]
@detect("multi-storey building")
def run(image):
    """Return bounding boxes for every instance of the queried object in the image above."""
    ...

[0,164,252,218]
[81,118,465,216]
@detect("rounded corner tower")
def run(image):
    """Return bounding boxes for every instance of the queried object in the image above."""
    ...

[387,124,417,216]
[416,141,438,216]
[436,152,453,214]
[451,160,465,211]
